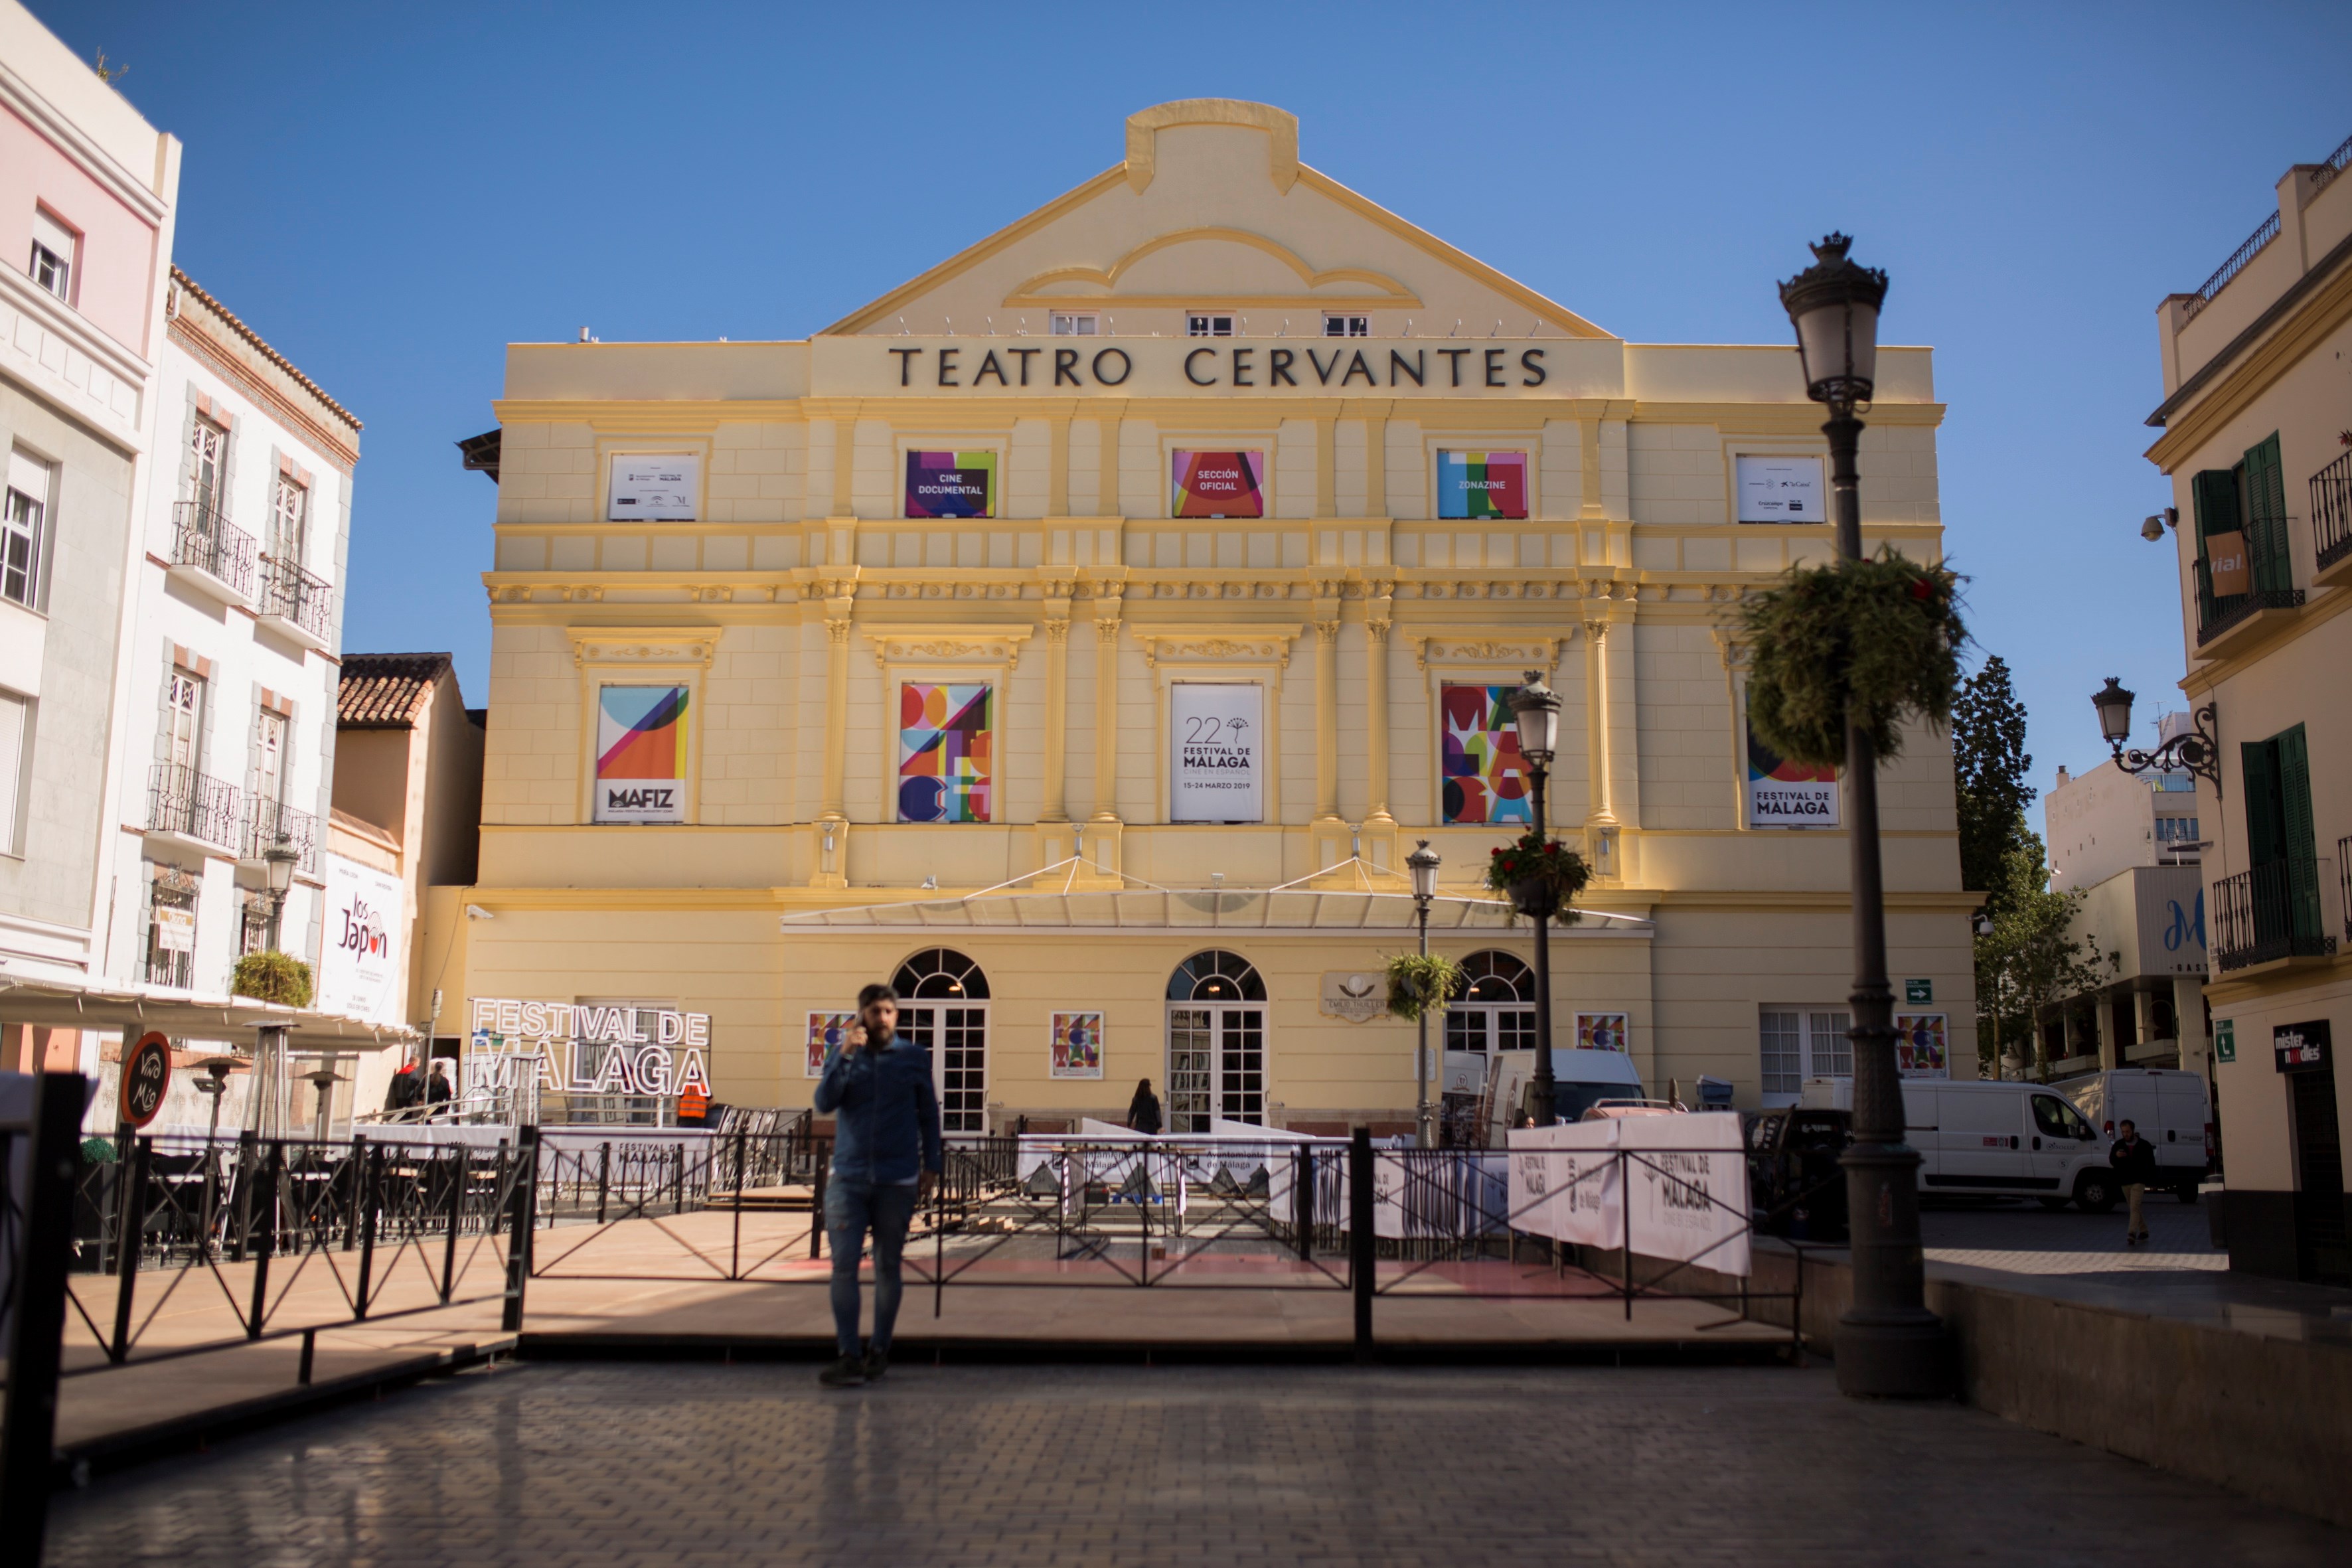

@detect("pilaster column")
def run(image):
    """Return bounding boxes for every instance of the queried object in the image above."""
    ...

[1582,617,1616,829]
[1048,416,1071,517]
[1314,615,1342,822]
[1041,609,1071,823]
[821,606,852,819]
[1365,611,1394,824]
[1092,610,1123,821]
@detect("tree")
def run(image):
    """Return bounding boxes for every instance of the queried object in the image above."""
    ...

[1952,655,2035,917]
[1972,833,2118,1077]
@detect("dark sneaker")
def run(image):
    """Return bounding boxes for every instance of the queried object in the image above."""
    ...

[862,1346,890,1381]
[818,1356,866,1388]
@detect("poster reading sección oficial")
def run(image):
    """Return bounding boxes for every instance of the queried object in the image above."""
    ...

[904,450,996,518]
[1746,720,1838,828]
[1171,450,1264,518]
[1169,683,1264,822]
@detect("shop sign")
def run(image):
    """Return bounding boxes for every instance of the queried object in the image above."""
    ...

[466,997,713,1100]
[315,852,404,1024]
[2274,1019,2331,1073]
[1319,971,1386,1024]
[1169,683,1263,823]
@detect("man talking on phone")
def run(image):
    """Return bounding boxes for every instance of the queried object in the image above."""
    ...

[812,982,942,1387]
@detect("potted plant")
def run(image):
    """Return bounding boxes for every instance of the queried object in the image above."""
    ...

[1738,549,1967,766]
[1484,832,1591,923]
[232,949,314,1008]
[1385,951,1466,1023]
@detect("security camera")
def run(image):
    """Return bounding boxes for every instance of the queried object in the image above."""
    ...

[465,903,494,921]
[2141,515,2166,542]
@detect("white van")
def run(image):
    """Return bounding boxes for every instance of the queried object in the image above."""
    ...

[2055,1069,2212,1200]
[1484,1048,1646,1140]
[1800,1078,2122,1212]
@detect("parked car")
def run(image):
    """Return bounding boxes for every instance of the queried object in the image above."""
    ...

[1743,1107,1851,1241]
[2054,1068,2213,1201]
[1799,1078,2120,1212]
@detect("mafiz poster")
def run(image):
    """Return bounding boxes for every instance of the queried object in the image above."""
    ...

[1169,683,1263,822]
[595,685,689,823]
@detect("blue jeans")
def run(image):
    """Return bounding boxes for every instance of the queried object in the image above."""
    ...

[825,1177,917,1358]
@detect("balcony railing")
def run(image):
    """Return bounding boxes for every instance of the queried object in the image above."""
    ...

[2341,838,2352,943]
[2212,858,2338,971]
[2193,554,2303,645]
[147,762,240,849]
[169,501,256,599]
[258,554,333,643]
[2181,211,2281,322]
[2315,448,2352,573]
[242,795,320,873]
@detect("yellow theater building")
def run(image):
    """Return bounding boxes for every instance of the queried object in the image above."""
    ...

[432,99,1977,1132]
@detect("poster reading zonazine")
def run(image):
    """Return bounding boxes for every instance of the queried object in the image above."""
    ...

[314,852,404,1024]
[1169,683,1263,823]
[1746,720,1838,828]
[1437,451,1528,520]
[904,451,996,518]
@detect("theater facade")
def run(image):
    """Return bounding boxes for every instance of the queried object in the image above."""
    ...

[440,99,1976,1131]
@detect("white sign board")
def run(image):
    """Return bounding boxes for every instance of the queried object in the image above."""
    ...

[1506,1115,1751,1275]
[1736,455,1824,524]
[153,904,195,954]
[315,852,406,1024]
[1319,971,1386,1023]
[1169,683,1264,823]
[607,454,700,521]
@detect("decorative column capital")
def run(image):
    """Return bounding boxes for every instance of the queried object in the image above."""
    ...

[1315,619,1343,645]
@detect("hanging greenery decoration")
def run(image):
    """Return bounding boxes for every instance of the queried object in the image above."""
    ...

[232,949,313,1008]
[1739,550,1968,767]
[1481,831,1593,923]
[1385,951,1467,1023]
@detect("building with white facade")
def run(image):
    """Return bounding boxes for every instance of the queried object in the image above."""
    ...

[2047,714,2203,893]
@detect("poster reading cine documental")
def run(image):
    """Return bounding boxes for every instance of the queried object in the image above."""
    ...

[1169,683,1263,822]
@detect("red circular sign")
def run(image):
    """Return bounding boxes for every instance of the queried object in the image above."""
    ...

[121,1030,173,1129]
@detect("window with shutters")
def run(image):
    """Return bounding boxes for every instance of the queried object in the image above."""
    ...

[2236,724,2321,956]
[1185,313,1234,337]
[165,670,204,771]
[270,475,308,566]
[28,208,76,303]
[2191,431,2301,643]
[3,450,50,610]
[0,690,27,856]
[186,418,228,520]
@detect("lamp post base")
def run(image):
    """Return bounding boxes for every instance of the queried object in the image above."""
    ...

[1834,1315,1954,1399]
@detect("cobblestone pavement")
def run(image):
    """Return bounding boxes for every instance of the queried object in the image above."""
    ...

[1920,1193,2223,1275]
[44,1361,2348,1567]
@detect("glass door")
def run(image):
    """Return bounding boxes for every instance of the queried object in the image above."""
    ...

[1165,1004,1265,1131]
[900,1002,988,1134]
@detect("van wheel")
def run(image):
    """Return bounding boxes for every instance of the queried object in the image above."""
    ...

[2036,1198,2070,1211]
[2177,1181,2201,1205]
[2074,1171,2119,1214]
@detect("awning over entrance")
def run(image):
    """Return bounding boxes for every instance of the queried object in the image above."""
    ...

[779,857,1654,937]
[0,975,418,1053]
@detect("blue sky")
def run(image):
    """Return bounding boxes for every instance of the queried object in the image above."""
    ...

[36,1,2352,794]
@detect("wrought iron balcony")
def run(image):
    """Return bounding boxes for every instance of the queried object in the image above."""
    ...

[258,554,334,644]
[169,501,256,600]
[242,795,320,873]
[147,762,240,849]
[2193,552,2302,646]
[2315,448,2352,574]
[2212,858,2338,971]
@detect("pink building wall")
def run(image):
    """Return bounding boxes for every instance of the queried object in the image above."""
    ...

[0,100,162,355]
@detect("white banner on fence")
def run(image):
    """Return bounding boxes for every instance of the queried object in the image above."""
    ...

[1506,1114,1751,1276]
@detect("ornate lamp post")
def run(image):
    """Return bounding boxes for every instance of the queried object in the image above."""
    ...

[1407,839,1441,1148]
[2091,678,2221,792]
[1510,672,1563,1127]
[262,833,299,949]
[1780,234,1949,1397]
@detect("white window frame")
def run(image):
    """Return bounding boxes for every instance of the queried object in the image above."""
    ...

[3,453,49,611]
[1759,1008,1853,1106]
[1185,313,1235,338]
[270,475,309,567]
[28,209,75,303]
[1048,312,1098,336]
[255,708,287,808]
[1322,313,1370,337]
[166,668,205,772]
[187,418,228,516]
[0,690,28,856]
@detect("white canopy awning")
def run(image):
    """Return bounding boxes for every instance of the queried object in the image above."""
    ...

[0,975,418,1053]
[779,856,1654,937]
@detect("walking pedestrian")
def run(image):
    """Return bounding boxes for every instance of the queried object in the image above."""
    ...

[2110,1117,2156,1245]
[811,982,941,1387]
[1127,1077,1162,1135]
[426,1061,453,1106]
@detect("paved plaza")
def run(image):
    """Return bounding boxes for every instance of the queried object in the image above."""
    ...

[44,1360,2349,1567]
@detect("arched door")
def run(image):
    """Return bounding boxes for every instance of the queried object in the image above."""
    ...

[892,947,989,1133]
[1164,950,1267,1131]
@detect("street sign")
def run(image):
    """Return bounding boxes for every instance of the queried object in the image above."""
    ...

[2215,1019,2235,1063]
[121,1030,173,1129]
[1904,979,1932,1004]
[2274,1020,2331,1073]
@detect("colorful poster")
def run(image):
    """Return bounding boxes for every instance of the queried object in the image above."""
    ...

[1050,1012,1104,1078]
[1440,683,1532,825]
[1735,455,1823,523]
[608,454,699,521]
[1171,449,1265,518]
[1895,1013,1949,1078]
[594,685,688,823]
[1577,1012,1630,1053]
[1437,451,1528,520]
[904,450,996,518]
[807,1012,855,1077]
[898,682,992,823]
[1746,720,1838,828]
[1168,683,1264,823]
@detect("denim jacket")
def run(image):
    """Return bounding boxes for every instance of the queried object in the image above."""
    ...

[814,1037,944,1184]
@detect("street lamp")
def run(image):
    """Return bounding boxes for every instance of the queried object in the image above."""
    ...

[2090,678,2222,793]
[1510,672,1563,1127]
[1780,234,1949,1398]
[262,832,299,950]
[1407,839,1442,1148]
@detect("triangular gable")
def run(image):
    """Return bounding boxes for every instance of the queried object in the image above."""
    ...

[823,100,1612,340]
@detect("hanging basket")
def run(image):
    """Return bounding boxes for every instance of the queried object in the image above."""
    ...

[1483,832,1591,925]
[1738,550,1967,767]
[232,949,313,1008]
[1385,952,1466,1023]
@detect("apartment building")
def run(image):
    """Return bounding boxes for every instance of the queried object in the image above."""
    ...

[2144,129,2352,1285]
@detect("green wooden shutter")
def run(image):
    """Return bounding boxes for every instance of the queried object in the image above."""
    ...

[2241,739,2284,865]
[2241,435,2292,593]
[2275,724,2320,942]
[2191,469,2242,621]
